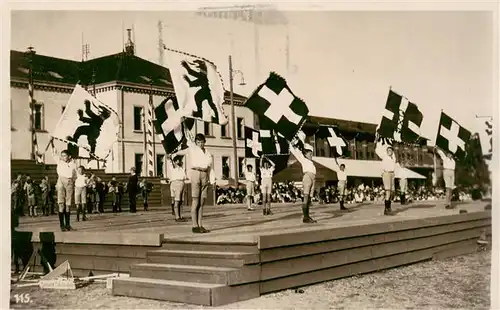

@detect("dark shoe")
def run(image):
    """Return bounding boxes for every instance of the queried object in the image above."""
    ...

[192,227,202,234]
[445,204,455,209]
[303,217,317,223]
[61,226,67,232]
[82,216,87,221]
[65,212,74,231]
[263,209,268,215]
[200,226,210,233]
[175,218,187,223]
[384,208,396,216]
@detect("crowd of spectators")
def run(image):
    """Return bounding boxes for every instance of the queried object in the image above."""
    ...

[215,180,476,205]
[10,173,153,218]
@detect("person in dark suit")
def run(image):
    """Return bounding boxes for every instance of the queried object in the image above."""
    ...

[126,167,139,213]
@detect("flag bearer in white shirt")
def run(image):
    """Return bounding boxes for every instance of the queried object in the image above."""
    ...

[289,141,317,223]
[436,147,456,209]
[260,156,276,215]
[173,132,215,234]
[74,166,89,222]
[375,139,398,216]
[49,138,77,231]
[244,164,256,211]
[334,161,348,211]
[167,155,188,222]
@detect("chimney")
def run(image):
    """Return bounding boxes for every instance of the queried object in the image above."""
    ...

[125,28,135,55]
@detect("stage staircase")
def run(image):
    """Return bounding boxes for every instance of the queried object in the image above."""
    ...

[10,159,163,212]
[112,240,262,306]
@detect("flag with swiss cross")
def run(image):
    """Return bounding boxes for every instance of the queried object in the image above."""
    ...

[316,125,349,157]
[244,126,262,158]
[378,89,425,145]
[435,112,471,160]
[154,96,195,154]
[245,72,309,141]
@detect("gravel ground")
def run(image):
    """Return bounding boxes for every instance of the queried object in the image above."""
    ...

[10,250,491,310]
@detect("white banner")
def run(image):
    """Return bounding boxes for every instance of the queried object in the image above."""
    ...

[164,48,228,125]
[51,84,120,160]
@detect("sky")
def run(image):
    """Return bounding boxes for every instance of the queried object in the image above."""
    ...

[10,9,495,145]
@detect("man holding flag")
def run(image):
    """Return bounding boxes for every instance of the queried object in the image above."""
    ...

[172,130,215,234]
[49,138,77,231]
[289,139,317,224]
[436,147,456,209]
[375,138,398,216]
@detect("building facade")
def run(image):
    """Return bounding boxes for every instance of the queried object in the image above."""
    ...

[10,47,255,184]
[10,43,434,186]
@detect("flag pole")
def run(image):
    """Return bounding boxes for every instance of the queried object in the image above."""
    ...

[27,46,37,161]
[229,55,239,185]
[91,68,100,170]
[150,82,157,176]
[142,108,147,177]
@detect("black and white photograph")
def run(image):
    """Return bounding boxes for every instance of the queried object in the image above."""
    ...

[2,2,498,309]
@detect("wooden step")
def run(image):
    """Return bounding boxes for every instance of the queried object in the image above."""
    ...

[147,250,259,267]
[112,277,260,306]
[161,241,259,253]
[130,263,259,285]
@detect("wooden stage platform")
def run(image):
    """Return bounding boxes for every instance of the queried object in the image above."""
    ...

[16,200,492,306]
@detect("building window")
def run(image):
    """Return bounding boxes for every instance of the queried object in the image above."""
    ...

[204,122,212,136]
[34,103,43,130]
[237,117,244,139]
[135,153,143,176]
[238,157,245,178]
[133,106,143,131]
[156,154,165,177]
[222,156,230,179]
[221,124,228,138]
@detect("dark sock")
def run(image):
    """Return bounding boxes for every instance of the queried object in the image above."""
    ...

[65,211,71,228]
[58,212,65,228]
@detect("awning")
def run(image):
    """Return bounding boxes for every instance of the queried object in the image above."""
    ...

[312,157,426,179]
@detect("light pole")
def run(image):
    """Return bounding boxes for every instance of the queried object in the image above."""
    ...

[228,55,246,185]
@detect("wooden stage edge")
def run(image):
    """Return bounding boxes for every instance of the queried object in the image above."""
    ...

[17,201,492,307]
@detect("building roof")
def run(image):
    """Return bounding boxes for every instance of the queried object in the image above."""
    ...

[10,50,247,103]
[307,115,378,134]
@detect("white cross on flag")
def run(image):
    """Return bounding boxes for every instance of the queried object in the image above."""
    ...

[154,96,195,154]
[164,47,228,125]
[244,126,262,158]
[245,72,309,141]
[435,112,471,160]
[378,89,425,145]
[317,126,348,157]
